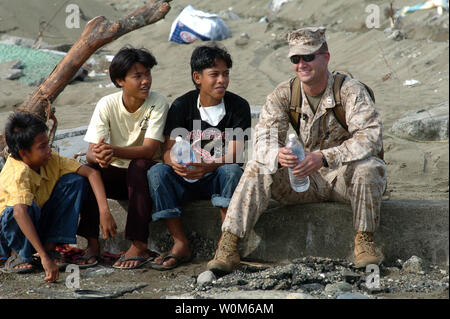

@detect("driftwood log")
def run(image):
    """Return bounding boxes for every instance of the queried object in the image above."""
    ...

[0,0,171,161]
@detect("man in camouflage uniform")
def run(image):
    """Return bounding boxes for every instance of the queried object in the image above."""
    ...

[207,27,387,274]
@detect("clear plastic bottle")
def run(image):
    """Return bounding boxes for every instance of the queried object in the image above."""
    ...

[170,136,198,182]
[285,133,310,192]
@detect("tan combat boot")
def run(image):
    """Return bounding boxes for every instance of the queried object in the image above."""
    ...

[207,231,240,275]
[354,231,383,268]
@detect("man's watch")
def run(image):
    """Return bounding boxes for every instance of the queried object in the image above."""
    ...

[321,153,329,168]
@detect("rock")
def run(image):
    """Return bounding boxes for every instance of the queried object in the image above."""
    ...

[0,59,24,80]
[324,281,353,294]
[285,292,316,299]
[197,270,216,285]
[390,104,449,141]
[402,255,425,274]
[337,292,370,299]
[387,29,405,41]
[299,283,325,292]
[235,33,250,47]
[343,270,362,284]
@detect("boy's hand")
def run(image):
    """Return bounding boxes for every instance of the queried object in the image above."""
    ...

[186,162,216,179]
[99,210,117,239]
[93,138,114,168]
[41,255,59,283]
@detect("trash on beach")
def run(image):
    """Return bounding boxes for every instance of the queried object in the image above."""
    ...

[98,83,115,88]
[168,5,232,44]
[395,0,449,18]
[268,0,291,12]
[403,79,421,86]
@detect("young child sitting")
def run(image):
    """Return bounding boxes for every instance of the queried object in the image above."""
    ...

[0,112,113,282]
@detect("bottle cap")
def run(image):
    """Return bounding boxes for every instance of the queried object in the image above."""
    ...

[288,133,297,140]
[175,136,182,143]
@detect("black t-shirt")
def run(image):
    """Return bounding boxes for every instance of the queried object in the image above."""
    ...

[164,90,251,163]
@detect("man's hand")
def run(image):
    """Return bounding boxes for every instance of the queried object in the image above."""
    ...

[277,147,299,168]
[99,210,117,239]
[41,255,59,283]
[291,151,324,178]
[93,138,114,168]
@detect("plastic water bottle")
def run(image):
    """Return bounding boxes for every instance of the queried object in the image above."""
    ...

[170,136,198,182]
[285,133,310,192]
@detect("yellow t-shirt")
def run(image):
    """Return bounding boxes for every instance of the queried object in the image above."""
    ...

[84,90,169,168]
[0,151,82,216]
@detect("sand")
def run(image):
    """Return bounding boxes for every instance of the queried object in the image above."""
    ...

[0,0,448,201]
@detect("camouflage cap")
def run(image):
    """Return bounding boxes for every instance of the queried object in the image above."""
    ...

[286,27,327,57]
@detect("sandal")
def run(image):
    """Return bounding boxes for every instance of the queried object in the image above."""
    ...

[74,252,99,269]
[1,254,36,274]
[112,254,154,270]
[150,253,192,271]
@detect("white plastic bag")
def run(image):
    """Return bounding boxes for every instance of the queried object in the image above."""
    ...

[169,5,232,44]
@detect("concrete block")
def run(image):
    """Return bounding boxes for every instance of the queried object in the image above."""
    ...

[88,199,449,266]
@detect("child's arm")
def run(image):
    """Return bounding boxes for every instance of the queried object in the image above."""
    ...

[76,165,117,239]
[13,204,59,282]
[109,137,160,160]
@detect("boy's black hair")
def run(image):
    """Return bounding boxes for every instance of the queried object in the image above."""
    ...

[5,112,48,160]
[109,46,158,88]
[190,44,233,89]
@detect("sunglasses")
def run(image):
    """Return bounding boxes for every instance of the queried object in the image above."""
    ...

[290,53,324,64]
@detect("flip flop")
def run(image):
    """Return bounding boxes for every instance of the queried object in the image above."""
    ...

[74,253,100,269]
[1,254,36,274]
[112,254,154,270]
[150,253,192,271]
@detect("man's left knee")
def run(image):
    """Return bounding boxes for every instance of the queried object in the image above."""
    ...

[351,157,386,181]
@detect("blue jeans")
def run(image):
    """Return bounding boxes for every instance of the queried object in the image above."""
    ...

[0,173,86,263]
[147,163,243,221]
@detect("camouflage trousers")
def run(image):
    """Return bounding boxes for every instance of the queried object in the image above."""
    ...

[222,157,387,238]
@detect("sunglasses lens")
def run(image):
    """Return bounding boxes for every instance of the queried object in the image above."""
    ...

[290,54,316,64]
[302,54,315,62]
[290,55,301,64]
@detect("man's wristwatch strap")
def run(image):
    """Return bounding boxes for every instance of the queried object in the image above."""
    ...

[321,152,329,168]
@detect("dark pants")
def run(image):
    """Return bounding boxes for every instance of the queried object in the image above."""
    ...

[0,173,85,263]
[77,159,157,243]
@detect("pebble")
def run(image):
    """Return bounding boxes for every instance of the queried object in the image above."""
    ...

[197,270,216,285]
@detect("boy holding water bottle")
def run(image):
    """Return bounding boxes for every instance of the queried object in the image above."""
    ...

[147,45,251,270]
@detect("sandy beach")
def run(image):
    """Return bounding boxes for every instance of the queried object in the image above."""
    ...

[0,0,448,203]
